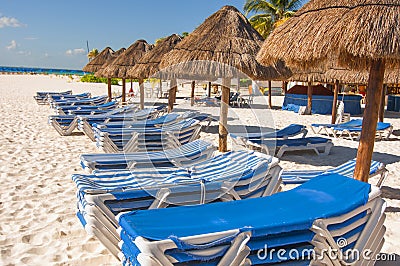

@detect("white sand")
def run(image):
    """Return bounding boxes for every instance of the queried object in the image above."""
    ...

[0,74,398,265]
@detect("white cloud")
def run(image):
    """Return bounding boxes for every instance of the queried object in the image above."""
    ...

[17,50,31,56]
[6,40,17,50]
[0,16,24,28]
[66,48,86,56]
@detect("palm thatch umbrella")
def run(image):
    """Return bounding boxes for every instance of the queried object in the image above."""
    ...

[160,5,291,152]
[128,34,182,112]
[101,40,153,105]
[83,47,114,73]
[257,0,400,182]
[95,47,126,77]
[325,68,400,85]
[326,67,400,122]
[93,47,126,100]
[82,47,115,100]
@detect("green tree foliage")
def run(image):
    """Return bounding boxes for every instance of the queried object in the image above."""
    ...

[80,74,119,85]
[244,0,303,38]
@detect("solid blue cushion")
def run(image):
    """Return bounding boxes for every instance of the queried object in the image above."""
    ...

[119,174,370,241]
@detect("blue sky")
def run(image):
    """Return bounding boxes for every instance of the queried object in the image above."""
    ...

[0,0,304,70]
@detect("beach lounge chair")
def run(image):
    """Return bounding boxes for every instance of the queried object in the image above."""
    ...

[282,158,388,187]
[117,174,385,266]
[48,115,79,136]
[233,124,308,141]
[231,129,332,157]
[80,139,217,172]
[48,104,138,137]
[49,95,108,109]
[73,150,282,258]
[48,92,91,102]
[94,118,202,153]
[310,119,362,136]
[34,90,72,104]
[193,96,219,107]
[332,122,393,141]
[65,101,118,115]
[78,107,161,141]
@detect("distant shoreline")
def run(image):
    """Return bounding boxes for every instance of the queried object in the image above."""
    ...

[0,66,87,76]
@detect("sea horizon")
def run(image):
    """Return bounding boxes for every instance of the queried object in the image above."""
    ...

[0,65,87,76]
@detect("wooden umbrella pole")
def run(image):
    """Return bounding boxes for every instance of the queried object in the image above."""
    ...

[122,78,126,105]
[379,84,387,122]
[219,77,231,152]
[208,81,212,97]
[354,59,385,182]
[268,80,272,109]
[284,81,288,94]
[107,78,112,101]
[159,79,162,98]
[331,80,339,124]
[306,81,313,115]
[190,80,195,106]
[167,78,177,112]
[139,78,144,110]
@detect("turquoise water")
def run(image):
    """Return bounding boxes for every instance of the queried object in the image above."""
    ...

[0,66,87,76]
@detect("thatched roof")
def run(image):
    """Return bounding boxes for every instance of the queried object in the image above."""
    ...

[288,70,331,83]
[94,47,126,77]
[325,68,400,84]
[159,6,291,81]
[101,40,153,78]
[128,34,182,79]
[257,0,400,71]
[82,47,114,73]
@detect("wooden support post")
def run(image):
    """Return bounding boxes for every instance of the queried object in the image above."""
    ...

[268,80,272,109]
[379,84,386,122]
[139,78,144,110]
[219,78,231,152]
[306,82,313,115]
[354,59,385,183]
[208,82,212,97]
[167,78,177,113]
[107,78,112,101]
[159,79,162,98]
[282,81,288,94]
[190,80,195,106]
[331,80,339,124]
[122,78,126,104]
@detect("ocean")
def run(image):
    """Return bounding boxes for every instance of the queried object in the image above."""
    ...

[0,66,87,76]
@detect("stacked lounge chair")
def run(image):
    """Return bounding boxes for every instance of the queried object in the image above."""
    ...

[78,107,164,141]
[72,150,282,258]
[80,139,217,172]
[48,104,139,136]
[282,158,388,187]
[34,90,72,104]
[48,92,91,102]
[117,174,386,266]
[49,95,108,111]
[231,124,333,157]
[59,101,118,115]
[94,118,203,153]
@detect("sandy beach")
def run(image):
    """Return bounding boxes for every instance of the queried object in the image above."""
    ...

[0,74,398,265]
